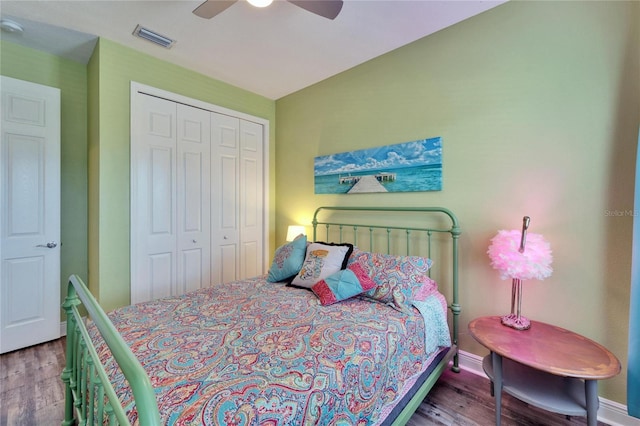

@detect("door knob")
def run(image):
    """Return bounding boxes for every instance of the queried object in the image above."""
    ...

[36,242,58,248]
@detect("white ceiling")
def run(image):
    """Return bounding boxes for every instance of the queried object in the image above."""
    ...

[0,0,505,100]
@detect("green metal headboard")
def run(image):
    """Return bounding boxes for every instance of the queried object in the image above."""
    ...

[60,275,161,426]
[312,206,461,373]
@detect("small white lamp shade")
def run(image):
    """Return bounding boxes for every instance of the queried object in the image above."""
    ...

[286,225,306,242]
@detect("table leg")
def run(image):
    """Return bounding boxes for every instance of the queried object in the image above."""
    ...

[492,351,503,426]
[585,379,598,426]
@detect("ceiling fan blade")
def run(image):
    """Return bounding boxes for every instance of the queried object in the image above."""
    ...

[193,0,238,19]
[287,0,343,20]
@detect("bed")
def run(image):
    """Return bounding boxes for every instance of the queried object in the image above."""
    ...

[61,206,461,425]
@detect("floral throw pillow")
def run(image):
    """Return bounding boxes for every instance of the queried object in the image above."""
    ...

[267,234,307,283]
[347,249,433,313]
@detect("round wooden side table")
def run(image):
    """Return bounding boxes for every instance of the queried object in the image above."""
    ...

[468,316,621,426]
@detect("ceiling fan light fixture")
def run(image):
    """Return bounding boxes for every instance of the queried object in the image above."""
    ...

[247,0,273,8]
[193,0,342,20]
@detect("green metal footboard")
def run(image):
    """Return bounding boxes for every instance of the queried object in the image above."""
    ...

[60,274,161,425]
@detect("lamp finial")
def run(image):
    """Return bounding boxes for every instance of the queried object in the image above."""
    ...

[519,216,530,253]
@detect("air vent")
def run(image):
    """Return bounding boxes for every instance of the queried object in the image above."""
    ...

[132,25,175,49]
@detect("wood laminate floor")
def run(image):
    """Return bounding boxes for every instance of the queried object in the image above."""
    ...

[0,338,608,426]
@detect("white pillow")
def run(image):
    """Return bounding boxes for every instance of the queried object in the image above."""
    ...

[290,242,353,289]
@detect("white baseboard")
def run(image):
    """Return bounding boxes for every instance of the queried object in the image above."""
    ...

[457,350,640,426]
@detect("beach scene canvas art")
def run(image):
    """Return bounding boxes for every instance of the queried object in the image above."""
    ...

[314,137,442,194]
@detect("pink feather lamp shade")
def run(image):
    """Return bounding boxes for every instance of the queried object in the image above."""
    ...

[487,217,553,330]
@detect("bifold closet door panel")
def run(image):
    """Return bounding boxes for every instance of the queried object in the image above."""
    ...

[211,113,265,284]
[131,95,177,304]
[211,112,240,284]
[239,119,264,280]
[177,104,212,295]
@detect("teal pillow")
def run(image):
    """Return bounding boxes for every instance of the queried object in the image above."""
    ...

[311,263,376,305]
[267,234,307,282]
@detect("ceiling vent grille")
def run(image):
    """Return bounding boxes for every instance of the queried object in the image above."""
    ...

[132,25,175,49]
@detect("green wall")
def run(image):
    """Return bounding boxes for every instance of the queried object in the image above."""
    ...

[88,39,276,310]
[1,41,89,319]
[275,1,639,404]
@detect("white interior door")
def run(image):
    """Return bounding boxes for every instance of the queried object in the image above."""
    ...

[0,76,61,354]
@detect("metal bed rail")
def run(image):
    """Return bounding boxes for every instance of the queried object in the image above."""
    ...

[60,274,161,425]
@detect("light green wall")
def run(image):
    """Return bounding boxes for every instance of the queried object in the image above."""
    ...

[1,41,89,319]
[275,1,639,404]
[2,0,638,408]
[88,39,276,310]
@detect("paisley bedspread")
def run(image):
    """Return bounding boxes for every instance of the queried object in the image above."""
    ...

[92,275,450,425]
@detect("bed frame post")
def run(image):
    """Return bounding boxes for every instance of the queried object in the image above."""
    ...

[450,221,461,373]
[60,283,80,426]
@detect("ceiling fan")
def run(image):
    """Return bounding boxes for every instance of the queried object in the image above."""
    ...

[193,0,344,20]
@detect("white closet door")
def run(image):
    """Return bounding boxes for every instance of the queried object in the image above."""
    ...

[131,95,177,304]
[211,114,264,283]
[239,120,264,279]
[176,104,211,294]
[132,96,213,303]
[211,112,240,284]
[131,83,267,298]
